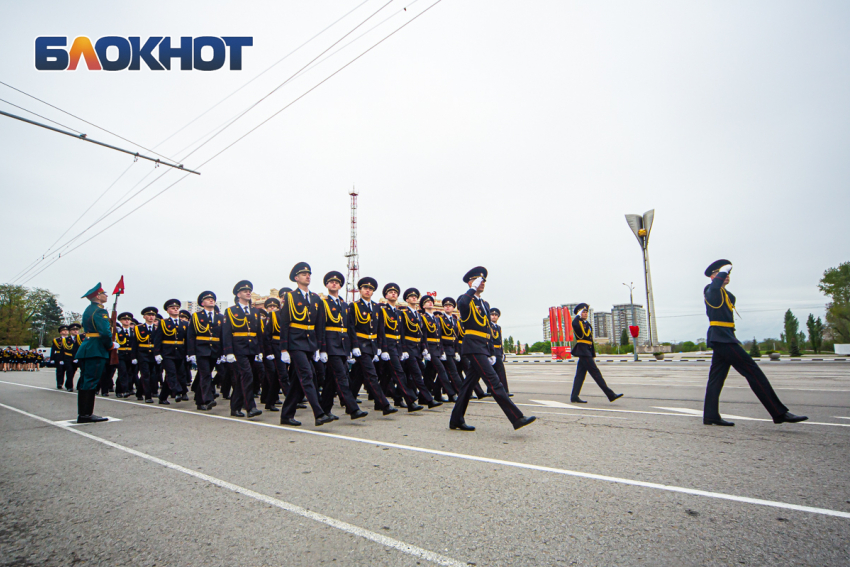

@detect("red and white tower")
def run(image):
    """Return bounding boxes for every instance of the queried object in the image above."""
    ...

[345,187,360,303]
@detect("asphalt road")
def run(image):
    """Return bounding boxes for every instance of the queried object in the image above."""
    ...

[1,362,849,566]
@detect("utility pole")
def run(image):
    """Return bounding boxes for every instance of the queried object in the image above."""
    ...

[345,187,360,304]
[624,210,658,346]
[623,282,638,361]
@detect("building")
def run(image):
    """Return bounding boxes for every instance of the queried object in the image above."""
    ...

[185,300,228,313]
[593,311,614,344]
[543,317,550,341]
[611,303,649,346]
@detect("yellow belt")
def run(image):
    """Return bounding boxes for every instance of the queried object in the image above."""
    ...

[710,321,735,328]
[326,327,347,333]
[118,347,131,351]
[426,338,440,343]
[405,336,421,342]
[356,333,376,340]
[464,329,491,339]
[232,332,257,337]
[162,340,185,345]
[85,333,100,338]
[576,340,592,345]
[441,335,454,340]
[138,344,154,348]
[195,336,220,342]
[458,340,463,344]
[494,344,502,348]
[290,324,315,331]
[271,335,280,341]
[385,334,400,340]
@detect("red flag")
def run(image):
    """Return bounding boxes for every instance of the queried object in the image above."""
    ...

[112,276,125,295]
[629,325,640,338]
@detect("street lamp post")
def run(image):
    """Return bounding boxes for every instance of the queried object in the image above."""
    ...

[625,210,658,347]
[623,282,638,361]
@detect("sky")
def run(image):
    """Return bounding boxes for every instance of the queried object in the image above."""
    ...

[1,0,849,344]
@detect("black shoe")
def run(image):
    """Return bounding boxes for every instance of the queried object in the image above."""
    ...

[571,398,587,404]
[180,394,189,401]
[609,393,624,402]
[77,415,108,424]
[382,406,399,416]
[197,405,210,411]
[703,418,735,426]
[145,398,153,404]
[315,414,334,426]
[90,415,108,423]
[328,413,340,421]
[482,392,493,398]
[397,400,408,408]
[174,396,182,403]
[407,404,424,413]
[296,403,307,409]
[350,409,368,420]
[774,412,808,424]
[449,394,458,403]
[159,399,170,405]
[450,422,475,431]
[427,400,443,409]
[507,393,515,397]
[214,393,220,399]
[66,387,73,392]
[206,400,217,409]
[437,396,449,403]
[231,410,246,418]
[264,405,280,412]
[222,395,230,400]
[247,408,262,418]
[281,418,301,426]
[57,386,63,390]
[513,416,537,430]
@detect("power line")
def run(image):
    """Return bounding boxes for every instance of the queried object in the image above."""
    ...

[0,97,82,134]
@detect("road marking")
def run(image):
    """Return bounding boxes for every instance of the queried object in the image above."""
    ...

[529,411,627,420]
[54,417,122,427]
[835,417,850,420]
[0,401,466,567]
[527,399,696,417]
[654,407,766,422]
[2,380,850,520]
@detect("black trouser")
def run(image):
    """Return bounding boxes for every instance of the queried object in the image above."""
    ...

[320,355,360,415]
[195,355,217,406]
[116,358,132,395]
[65,360,78,390]
[230,356,258,413]
[251,358,264,397]
[160,357,184,401]
[443,355,464,392]
[219,362,232,398]
[571,356,615,401]
[99,364,116,395]
[455,357,485,398]
[137,353,156,399]
[353,355,391,410]
[274,357,290,397]
[280,350,324,420]
[704,342,788,421]
[382,349,416,405]
[177,357,189,394]
[451,354,524,426]
[493,356,509,394]
[423,356,456,398]
[262,357,280,408]
[402,355,435,404]
[55,362,68,388]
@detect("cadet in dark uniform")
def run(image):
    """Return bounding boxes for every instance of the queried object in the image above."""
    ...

[67,323,83,390]
[154,299,189,404]
[399,288,441,409]
[261,297,282,412]
[702,260,807,426]
[131,307,158,402]
[74,283,116,423]
[436,298,464,394]
[378,283,422,411]
[449,267,535,431]
[319,271,368,420]
[489,308,513,397]
[569,303,623,404]
[51,325,74,389]
[187,291,223,411]
[349,277,398,415]
[222,280,263,418]
[420,295,457,402]
[114,313,135,397]
[277,263,334,427]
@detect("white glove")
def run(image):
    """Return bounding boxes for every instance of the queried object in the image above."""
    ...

[59,361,64,366]
[347,357,355,364]
[131,359,137,365]
[380,352,390,361]
[376,349,382,357]
[454,353,461,362]
[424,353,431,362]
[281,351,291,364]
[154,355,162,364]
[226,354,236,363]
[373,355,379,362]
[73,359,78,363]
[254,354,262,362]
[112,342,120,350]
[266,354,274,360]
[440,353,447,361]
[471,277,484,289]
[320,352,328,363]
[313,350,320,362]
[719,264,732,273]
[188,355,196,364]
[423,348,429,356]
[400,352,409,361]
[488,356,496,365]
[352,348,362,358]
[216,356,222,364]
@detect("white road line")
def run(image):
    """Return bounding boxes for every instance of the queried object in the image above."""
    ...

[654,407,767,422]
[2,380,849,520]
[54,417,122,427]
[835,417,850,420]
[0,400,466,567]
[528,411,627,420]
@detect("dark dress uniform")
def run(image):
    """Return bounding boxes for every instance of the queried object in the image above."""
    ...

[222,298,263,416]
[421,306,456,400]
[114,323,134,396]
[153,306,189,403]
[187,300,224,409]
[702,261,805,425]
[319,292,364,417]
[436,306,464,393]
[131,314,158,401]
[399,297,439,407]
[489,316,510,395]
[570,307,619,402]
[51,331,75,389]
[349,288,395,414]
[378,300,422,411]
[67,326,83,389]
[265,307,289,401]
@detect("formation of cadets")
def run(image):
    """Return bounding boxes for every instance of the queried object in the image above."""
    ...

[59,263,538,431]
[1,346,45,372]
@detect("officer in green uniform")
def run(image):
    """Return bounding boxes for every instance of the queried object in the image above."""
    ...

[75,283,118,423]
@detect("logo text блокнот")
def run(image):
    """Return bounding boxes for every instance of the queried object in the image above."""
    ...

[35,36,253,71]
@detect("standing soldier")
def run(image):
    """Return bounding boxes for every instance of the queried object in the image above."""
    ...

[702,261,807,426]
[420,295,457,402]
[154,299,189,405]
[222,280,263,418]
[570,304,623,404]
[378,283,423,412]
[489,308,513,397]
[50,325,74,389]
[449,267,535,431]
[278,263,334,427]
[74,283,117,423]
[114,313,135,397]
[131,307,159,403]
[187,291,223,411]
[400,288,442,409]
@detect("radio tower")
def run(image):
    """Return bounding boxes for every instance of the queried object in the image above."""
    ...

[345,187,360,303]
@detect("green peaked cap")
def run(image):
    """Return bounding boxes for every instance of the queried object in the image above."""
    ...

[82,282,104,299]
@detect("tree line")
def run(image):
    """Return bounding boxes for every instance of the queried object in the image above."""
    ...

[0,284,79,347]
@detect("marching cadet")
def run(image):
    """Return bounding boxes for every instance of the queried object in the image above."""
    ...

[489,308,513,397]
[131,307,159,403]
[222,280,263,418]
[114,313,135,397]
[702,261,807,426]
[319,271,368,420]
[449,267,535,431]
[400,288,442,409]
[436,298,464,394]
[187,291,223,411]
[379,283,423,411]
[74,283,118,423]
[570,304,623,404]
[153,299,189,404]
[349,277,397,415]
[50,325,74,389]
[277,263,334,426]
[66,323,83,390]
[261,297,282,412]
[276,287,294,398]
[420,295,457,402]
[179,309,191,323]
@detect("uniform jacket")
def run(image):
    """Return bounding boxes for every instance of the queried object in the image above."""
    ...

[572,316,596,358]
[223,303,264,357]
[349,298,383,356]
[379,304,403,354]
[704,271,738,347]
[400,307,425,359]
[116,326,134,361]
[153,317,189,359]
[188,310,224,358]
[278,289,325,353]
[320,295,351,357]
[264,310,284,358]
[131,323,156,359]
[490,322,504,358]
[75,302,113,359]
[71,334,83,358]
[436,312,458,356]
[51,336,75,362]
[457,289,495,357]
[421,312,443,357]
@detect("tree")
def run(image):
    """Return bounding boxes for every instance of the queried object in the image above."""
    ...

[784,309,801,356]
[529,341,551,353]
[806,314,824,353]
[31,294,64,346]
[819,262,850,343]
[749,337,761,358]
[0,285,65,347]
[620,328,630,346]
[505,335,515,354]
